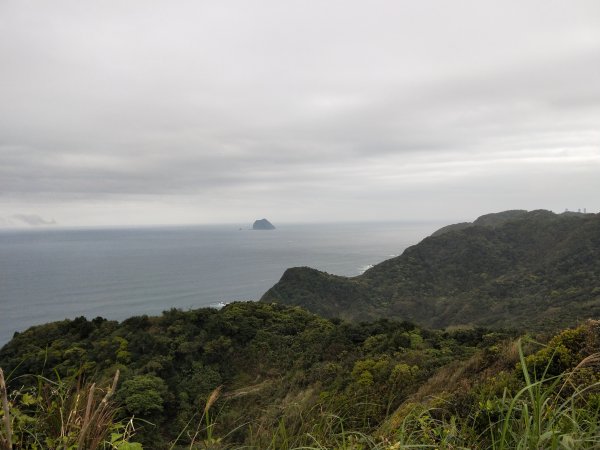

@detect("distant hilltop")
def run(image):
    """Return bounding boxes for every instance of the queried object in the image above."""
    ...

[252,218,275,230]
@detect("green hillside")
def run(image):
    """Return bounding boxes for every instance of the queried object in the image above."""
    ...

[1,304,598,449]
[0,302,508,448]
[261,210,600,330]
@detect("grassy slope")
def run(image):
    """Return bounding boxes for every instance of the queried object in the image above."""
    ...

[1,306,598,449]
[378,319,600,449]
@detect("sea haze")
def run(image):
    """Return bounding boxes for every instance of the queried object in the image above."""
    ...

[0,221,440,345]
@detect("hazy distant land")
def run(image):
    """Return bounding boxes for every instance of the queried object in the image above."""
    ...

[0,214,56,228]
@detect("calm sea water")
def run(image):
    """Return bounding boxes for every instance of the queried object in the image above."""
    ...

[0,222,441,345]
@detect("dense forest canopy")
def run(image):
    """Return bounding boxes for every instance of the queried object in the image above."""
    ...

[1,302,507,447]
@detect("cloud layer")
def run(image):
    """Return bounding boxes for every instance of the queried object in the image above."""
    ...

[1,1,599,225]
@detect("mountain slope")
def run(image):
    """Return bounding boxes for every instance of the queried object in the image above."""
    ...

[261,210,600,330]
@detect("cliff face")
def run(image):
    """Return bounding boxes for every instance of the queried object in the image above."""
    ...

[261,210,600,330]
[253,218,276,230]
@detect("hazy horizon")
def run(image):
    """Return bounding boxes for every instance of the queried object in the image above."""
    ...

[1,208,596,234]
[0,215,452,231]
[1,1,599,227]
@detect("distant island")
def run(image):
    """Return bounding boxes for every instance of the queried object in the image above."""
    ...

[252,218,275,230]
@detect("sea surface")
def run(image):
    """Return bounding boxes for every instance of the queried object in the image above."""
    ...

[0,221,442,345]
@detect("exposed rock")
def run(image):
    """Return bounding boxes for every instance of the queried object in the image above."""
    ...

[253,218,275,230]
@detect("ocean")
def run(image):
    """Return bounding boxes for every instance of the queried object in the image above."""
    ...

[0,221,441,345]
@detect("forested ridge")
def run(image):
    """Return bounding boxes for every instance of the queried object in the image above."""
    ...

[262,210,600,330]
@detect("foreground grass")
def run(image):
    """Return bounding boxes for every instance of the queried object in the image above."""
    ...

[0,368,141,449]
[380,341,600,450]
[188,339,599,450]
[158,341,598,450]
[2,346,599,449]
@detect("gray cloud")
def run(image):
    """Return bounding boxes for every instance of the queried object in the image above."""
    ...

[1,0,599,225]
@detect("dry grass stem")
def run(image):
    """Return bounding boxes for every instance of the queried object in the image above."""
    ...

[204,385,223,414]
[77,370,119,449]
[82,383,96,432]
[0,368,12,450]
[559,352,600,395]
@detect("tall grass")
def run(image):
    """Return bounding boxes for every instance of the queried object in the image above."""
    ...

[379,339,600,450]
[488,342,600,449]
[235,339,600,450]
[168,385,247,450]
[3,338,598,449]
[1,368,12,450]
[0,367,141,449]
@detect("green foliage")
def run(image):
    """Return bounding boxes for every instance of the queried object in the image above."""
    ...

[379,323,600,450]
[0,302,503,448]
[1,304,598,448]
[119,375,167,417]
[0,368,142,449]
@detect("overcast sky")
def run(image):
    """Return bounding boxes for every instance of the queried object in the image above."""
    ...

[1,1,599,226]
